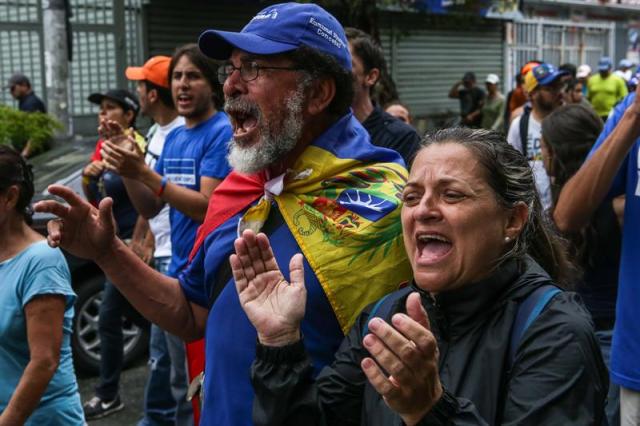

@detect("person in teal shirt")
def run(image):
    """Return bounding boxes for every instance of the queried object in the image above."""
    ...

[0,145,84,425]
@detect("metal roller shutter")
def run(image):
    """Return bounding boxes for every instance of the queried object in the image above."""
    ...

[381,14,505,119]
[144,3,505,122]
[144,1,259,57]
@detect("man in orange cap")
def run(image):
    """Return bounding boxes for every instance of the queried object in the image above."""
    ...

[126,56,192,426]
[86,56,192,424]
[97,46,233,422]
[125,56,193,426]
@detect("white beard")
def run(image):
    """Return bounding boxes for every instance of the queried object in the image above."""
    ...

[227,87,305,175]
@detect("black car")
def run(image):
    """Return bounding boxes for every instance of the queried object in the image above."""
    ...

[30,140,149,374]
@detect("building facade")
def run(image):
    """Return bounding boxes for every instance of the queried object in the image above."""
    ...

[1,0,638,133]
[0,0,144,135]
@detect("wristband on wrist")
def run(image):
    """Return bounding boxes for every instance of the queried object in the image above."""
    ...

[157,176,168,197]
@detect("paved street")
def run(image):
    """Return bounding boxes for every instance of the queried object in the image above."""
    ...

[77,361,147,425]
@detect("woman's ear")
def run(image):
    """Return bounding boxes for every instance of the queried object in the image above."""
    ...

[2,185,20,211]
[124,109,136,127]
[306,77,336,116]
[505,201,529,241]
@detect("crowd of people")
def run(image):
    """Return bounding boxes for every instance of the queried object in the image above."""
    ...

[2,1,640,425]
[451,55,636,134]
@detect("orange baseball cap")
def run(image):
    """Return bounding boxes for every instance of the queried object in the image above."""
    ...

[125,56,171,89]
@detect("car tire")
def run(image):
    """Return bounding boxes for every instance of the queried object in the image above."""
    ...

[72,274,149,375]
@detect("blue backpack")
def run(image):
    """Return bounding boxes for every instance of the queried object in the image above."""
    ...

[362,284,561,368]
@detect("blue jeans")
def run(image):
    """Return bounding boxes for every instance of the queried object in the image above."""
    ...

[597,329,620,426]
[95,280,126,400]
[138,257,193,426]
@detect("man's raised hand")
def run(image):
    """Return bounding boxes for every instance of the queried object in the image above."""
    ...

[33,185,118,261]
[230,230,306,347]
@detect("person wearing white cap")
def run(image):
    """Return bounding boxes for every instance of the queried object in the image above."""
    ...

[576,64,591,98]
[480,73,505,130]
[614,59,634,82]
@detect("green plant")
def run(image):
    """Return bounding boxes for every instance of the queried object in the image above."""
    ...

[0,105,62,156]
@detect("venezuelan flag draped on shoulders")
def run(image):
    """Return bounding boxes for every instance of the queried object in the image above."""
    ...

[183,113,412,424]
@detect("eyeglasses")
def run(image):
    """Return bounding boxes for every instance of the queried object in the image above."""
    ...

[217,61,302,84]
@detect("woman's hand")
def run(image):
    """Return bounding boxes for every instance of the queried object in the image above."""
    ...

[98,119,131,145]
[83,160,104,177]
[230,230,306,347]
[101,138,145,179]
[361,292,443,425]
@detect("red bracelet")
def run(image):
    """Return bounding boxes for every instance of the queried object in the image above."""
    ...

[157,176,168,197]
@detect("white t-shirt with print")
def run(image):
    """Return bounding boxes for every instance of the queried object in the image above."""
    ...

[507,113,552,211]
[145,116,185,258]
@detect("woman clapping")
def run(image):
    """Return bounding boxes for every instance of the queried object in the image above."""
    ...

[231,128,608,425]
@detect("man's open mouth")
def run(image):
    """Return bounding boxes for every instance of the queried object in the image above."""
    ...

[226,100,260,141]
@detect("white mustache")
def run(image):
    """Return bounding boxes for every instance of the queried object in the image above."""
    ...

[224,97,261,120]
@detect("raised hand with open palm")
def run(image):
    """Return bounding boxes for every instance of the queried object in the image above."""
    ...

[230,230,306,347]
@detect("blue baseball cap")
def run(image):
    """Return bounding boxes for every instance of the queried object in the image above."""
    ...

[524,63,568,92]
[198,2,351,71]
[598,57,613,71]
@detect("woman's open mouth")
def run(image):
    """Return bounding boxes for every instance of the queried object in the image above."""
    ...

[416,233,453,264]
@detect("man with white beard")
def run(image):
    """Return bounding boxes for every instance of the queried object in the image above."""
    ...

[34,4,412,425]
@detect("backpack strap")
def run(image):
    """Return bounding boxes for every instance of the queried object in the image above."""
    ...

[362,286,413,338]
[519,106,531,159]
[508,285,561,369]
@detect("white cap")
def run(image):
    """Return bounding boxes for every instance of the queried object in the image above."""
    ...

[485,73,500,84]
[577,64,591,79]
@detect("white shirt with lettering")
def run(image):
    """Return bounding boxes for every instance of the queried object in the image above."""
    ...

[507,113,552,210]
[145,116,185,258]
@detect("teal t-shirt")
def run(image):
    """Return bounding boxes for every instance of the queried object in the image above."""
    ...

[0,241,84,425]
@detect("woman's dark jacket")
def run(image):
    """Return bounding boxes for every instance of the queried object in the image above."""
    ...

[251,257,608,425]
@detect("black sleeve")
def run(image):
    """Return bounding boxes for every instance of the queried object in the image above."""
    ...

[251,305,490,426]
[415,392,490,426]
[252,291,606,426]
[251,313,371,426]
[501,292,608,425]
